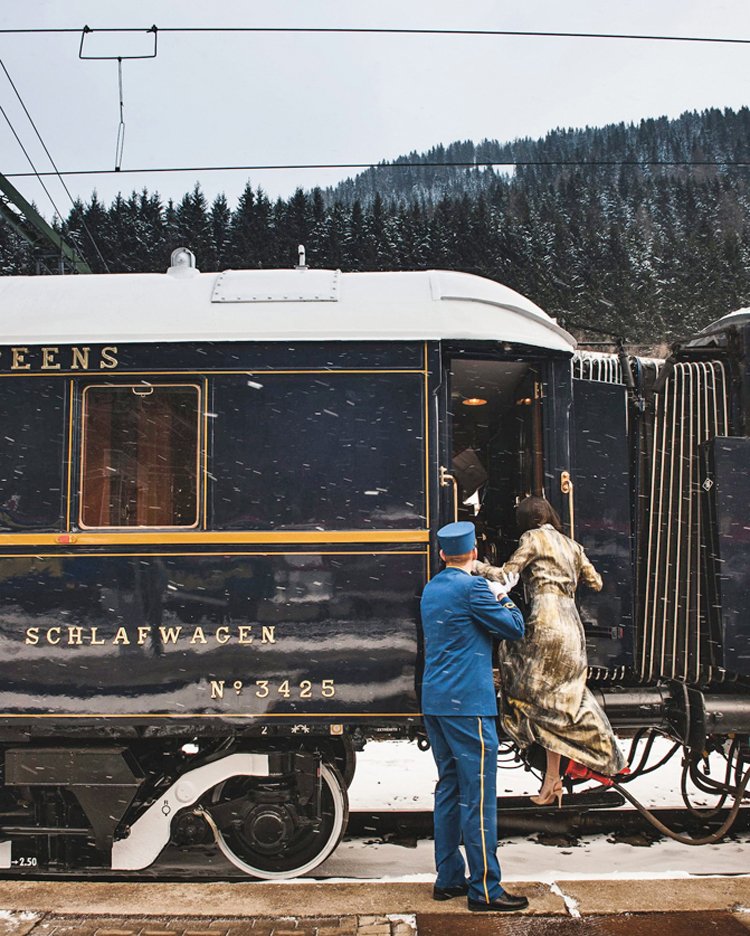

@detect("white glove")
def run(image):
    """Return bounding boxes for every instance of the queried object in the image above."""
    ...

[487,571,519,600]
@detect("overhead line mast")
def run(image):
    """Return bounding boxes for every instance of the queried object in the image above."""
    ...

[0,172,91,274]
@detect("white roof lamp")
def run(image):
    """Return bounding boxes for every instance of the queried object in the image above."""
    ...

[167,247,199,277]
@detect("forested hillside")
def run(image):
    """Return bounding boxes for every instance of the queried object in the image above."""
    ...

[2,106,749,342]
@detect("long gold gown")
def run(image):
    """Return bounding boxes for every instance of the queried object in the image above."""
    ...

[476,523,625,776]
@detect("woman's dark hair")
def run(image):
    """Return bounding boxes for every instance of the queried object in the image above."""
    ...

[515,496,563,534]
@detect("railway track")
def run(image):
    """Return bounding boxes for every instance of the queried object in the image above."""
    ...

[347,793,750,844]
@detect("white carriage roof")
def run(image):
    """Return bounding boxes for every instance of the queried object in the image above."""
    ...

[685,307,750,347]
[0,266,575,353]
[698,307,750,334]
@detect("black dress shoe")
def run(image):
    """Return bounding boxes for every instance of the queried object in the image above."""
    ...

[467,891,529,912]
[432,881,469,901]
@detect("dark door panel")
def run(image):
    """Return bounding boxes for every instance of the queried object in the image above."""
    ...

[572,379,634,671]
[702,436,750,677]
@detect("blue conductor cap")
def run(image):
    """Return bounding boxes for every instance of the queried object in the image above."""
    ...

[437,520,477,556]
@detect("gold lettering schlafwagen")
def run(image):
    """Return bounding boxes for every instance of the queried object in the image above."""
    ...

[25,624,276,646]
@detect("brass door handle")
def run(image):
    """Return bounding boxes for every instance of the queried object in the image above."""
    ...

[439,466,458,523]
[560,470,575,539]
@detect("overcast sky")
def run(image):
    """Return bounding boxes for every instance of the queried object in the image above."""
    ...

[2,0,750,221]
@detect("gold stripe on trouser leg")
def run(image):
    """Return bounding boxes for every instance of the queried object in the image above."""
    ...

[478,716,490,903]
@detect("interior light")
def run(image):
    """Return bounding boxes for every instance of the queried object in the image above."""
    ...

[462,397,488,406]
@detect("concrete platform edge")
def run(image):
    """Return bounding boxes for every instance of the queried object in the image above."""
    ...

[0,877,748,918]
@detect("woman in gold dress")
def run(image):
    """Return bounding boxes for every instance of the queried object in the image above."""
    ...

[476,496,625,805]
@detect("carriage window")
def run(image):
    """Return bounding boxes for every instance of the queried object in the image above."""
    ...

[211,374,425,531]
[80,384,200,528]
[0,379,65,531]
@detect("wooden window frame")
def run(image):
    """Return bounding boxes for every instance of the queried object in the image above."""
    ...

[78,382,202,531]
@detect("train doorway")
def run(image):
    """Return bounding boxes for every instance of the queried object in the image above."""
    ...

[444,355,545,565]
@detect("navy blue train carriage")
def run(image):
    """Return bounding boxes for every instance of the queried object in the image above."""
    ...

[0,247,747,877]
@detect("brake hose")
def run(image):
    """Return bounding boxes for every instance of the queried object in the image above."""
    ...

[610,762,750,846]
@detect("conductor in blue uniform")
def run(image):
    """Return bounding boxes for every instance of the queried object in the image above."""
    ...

[420,521,528,913]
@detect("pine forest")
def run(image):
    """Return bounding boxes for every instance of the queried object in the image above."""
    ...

[2,106,750,344]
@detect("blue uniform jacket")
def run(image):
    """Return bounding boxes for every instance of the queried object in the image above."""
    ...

[420,567,525,716]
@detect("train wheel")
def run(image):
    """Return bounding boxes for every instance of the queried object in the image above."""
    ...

[201,762,348,879]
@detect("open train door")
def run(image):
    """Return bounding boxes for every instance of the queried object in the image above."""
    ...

[571,359,635,673]
[441,352,546,568]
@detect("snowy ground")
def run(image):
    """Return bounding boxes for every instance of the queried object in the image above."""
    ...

[313,738,750,882]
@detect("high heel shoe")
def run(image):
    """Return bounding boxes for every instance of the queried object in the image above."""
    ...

[530,779,563,807]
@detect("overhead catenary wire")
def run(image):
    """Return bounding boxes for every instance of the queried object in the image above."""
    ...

[0,100,69,224]
[1,25,750,45]
[0,58,110,271]
[1,23,747,264]
[1,25,748,184]
[5,158,750,180]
